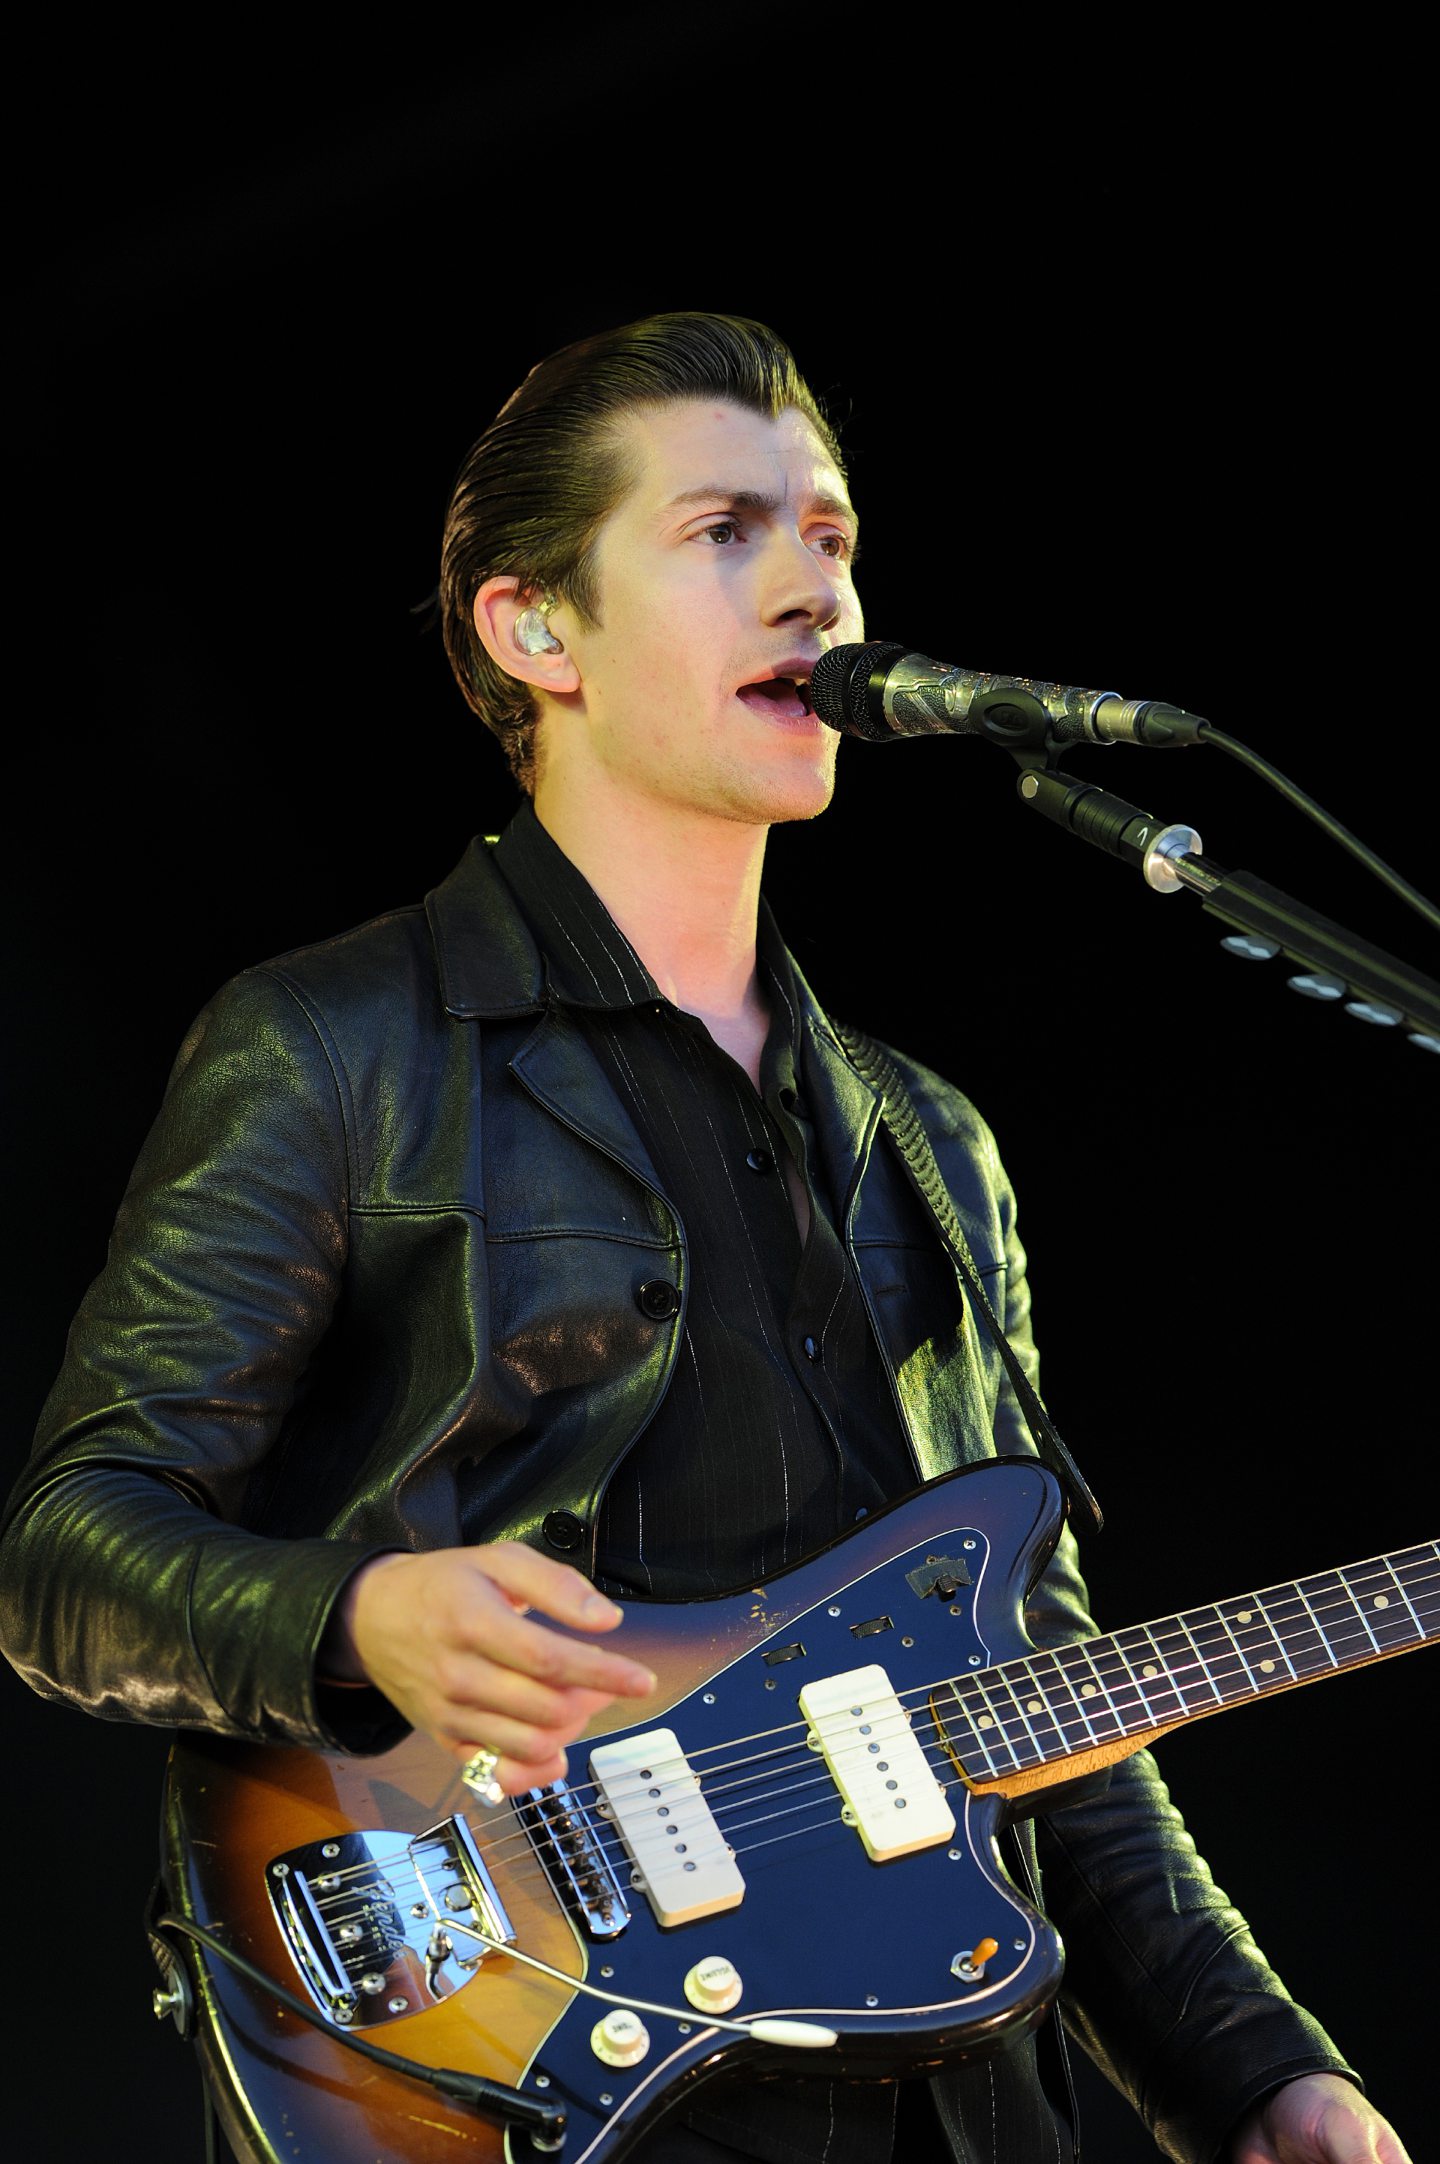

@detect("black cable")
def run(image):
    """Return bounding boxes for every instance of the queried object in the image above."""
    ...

[201,2071,222,2164]
[1197,725,1440,937]
[154,1913,566,2139]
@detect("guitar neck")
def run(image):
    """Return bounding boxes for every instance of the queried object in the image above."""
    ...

[943,1540,1440,1798]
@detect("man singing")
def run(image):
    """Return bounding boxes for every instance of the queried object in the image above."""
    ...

[0,313,1410,2162]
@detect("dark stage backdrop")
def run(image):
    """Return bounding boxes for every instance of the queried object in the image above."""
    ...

[6,24,1432,2162]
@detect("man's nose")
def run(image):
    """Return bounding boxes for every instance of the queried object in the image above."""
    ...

[760,528,846,630]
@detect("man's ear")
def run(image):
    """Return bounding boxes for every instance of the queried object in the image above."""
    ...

[472,577,581,697]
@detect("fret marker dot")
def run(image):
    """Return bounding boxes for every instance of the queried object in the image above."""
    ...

[1142,1665,1159,1679]
[1081,1683,1098,1698]
[978,1715,995,1729]
[1237,1610,1253,1623]
[1373,1595,1390,1609]
[1260,1659,1276,1673]
[1026,1699,1042,1714]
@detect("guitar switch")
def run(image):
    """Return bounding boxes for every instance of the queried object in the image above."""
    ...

[684,1955,744,2013]
[951,1938,1000,1982]
[591,2008,651,2066]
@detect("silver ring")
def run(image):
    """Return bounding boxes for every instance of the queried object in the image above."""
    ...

[460,1745,504,1805]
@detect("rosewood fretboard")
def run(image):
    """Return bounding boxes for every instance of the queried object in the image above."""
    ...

[942,1542,1440,1791]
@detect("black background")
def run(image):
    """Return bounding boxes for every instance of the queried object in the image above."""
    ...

[5,17,1433,2160]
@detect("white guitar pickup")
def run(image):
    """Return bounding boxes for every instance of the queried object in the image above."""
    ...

[590,1729,745,1928]
[799,1664,956,1862]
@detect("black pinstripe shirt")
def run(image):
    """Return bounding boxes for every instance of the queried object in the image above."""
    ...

[492,804,917,1602]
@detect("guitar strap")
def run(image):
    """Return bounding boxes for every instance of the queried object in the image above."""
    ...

[832,1021,1104,1537]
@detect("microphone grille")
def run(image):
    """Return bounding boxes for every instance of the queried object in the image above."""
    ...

[810,642,908,738]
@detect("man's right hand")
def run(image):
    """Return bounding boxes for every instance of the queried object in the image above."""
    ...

[319,1543,657,1791]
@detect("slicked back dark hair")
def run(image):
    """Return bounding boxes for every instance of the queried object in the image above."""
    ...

[439,312,846,793]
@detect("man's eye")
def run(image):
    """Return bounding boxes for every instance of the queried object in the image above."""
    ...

[816,533,854,560]
[700,520,742,545]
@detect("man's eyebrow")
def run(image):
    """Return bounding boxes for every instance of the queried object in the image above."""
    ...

[660,486,859,528]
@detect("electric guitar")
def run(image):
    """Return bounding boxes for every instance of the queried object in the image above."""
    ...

[156,1458,1438,2163]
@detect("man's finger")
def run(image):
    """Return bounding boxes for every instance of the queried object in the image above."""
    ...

[470,1541,627,1633]
[434,1658,614,1733]
[460,1551,655,1695]
[472,1601,657,1697]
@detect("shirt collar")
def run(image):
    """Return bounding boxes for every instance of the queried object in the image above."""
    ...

[492,800,660,1008]
[490,800,805,1083]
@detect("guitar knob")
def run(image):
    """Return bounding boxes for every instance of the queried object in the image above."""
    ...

[684,1955,743,2013]
[591,2009,651,2066]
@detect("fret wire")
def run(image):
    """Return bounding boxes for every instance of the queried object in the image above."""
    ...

[1054,1640,1124,1738]
[1109,1626,1183,1726]
[1381,1554,1426,1638]
[1219,1595,1294,1688]
[985,1663,1050,1763]
[1171,1609,1227,1706]
[1027,1645,1100,1751]
[1077,1642,1153,1730]
[1145,1615,1214,1715]
[1086,1636,1146,1728]
[946,1676,1006,1779]
[1050,1643,1106,1746]
[965,1661,1035,1765]
[1247,1584,1316,1679]
[1249,1591,1301,1682]
[1332,1565,1383,1657]
[1002,1653,1074,1758]
[1293,1579,1341,1668]
[1052,1635,1117,1739]
[1208,1602,1260,1695]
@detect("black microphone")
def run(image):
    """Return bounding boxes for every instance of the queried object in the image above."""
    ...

[808,642,1208,750]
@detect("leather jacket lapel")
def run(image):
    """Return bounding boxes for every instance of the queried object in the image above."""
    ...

[510,1000,669,1205]
[801,1012,884,1229]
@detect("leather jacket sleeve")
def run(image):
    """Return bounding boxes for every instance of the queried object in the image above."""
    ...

[0,968,402,1752]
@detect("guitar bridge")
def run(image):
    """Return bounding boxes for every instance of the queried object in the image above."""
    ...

[265,1815,515,2029]
[517,1777,631,1939]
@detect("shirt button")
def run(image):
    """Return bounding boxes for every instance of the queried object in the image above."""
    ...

[802,1334,819,1363]
[542,1510,585,1552]
[637,1279,681,1320]
[854,1506,869,1521]
[745,1147,774,1174]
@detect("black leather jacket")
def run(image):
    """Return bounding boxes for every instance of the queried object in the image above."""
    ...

[0,835,1352,2161]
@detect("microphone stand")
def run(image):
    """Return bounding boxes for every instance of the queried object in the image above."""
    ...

[1006,758,1440,1054]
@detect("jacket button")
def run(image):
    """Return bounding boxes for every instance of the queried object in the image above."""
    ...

[802,1334,820,1363]
[542,1510,585,1552]
[637,1279,681,1320]
[745,1147,774,1173]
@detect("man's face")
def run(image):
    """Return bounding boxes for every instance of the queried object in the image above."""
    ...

[551,399,864,826]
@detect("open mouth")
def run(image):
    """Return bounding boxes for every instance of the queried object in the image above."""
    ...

[735,676,815,723]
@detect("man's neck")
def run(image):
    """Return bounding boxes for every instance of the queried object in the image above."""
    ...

[531,781,769,1029]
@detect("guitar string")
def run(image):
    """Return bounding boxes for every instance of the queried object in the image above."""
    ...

[507,1545,1440,1817]
[311,1583,1423,1938]
[451,1551,1440,1869]
[316,1558,1435,1931]
[312,1641,1426,1951]
[298,1552,1440,1902]
[472,1546,1440,1850]
[303,1565,1440,1917]
[307,1705,949,1928]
